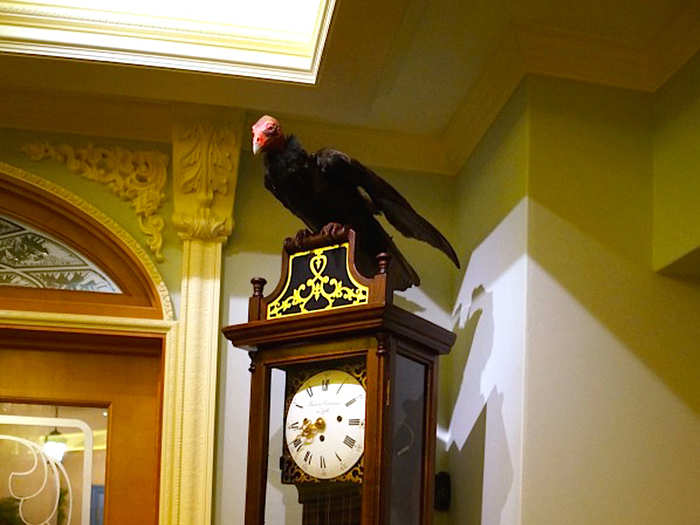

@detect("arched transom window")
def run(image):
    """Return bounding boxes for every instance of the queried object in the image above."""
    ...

[0,214,122,293]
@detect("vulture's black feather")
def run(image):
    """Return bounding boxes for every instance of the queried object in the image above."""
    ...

[254,119,459,291]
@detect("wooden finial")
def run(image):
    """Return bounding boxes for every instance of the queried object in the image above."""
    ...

[376,252,391,275]
[251,277,267,297]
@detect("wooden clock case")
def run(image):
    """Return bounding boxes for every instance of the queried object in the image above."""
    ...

[222,228,455,525]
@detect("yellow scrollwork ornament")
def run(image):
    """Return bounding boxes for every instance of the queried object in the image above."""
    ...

[267,244,368,319]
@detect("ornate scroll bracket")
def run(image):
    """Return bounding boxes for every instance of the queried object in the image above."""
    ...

[22,141,169,262]
[172,117,243,242]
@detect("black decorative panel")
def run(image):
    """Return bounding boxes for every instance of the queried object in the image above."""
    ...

[267,243,368,319]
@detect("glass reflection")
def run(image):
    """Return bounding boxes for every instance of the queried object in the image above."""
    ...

[0,403,107,525]
[390,355,426,525]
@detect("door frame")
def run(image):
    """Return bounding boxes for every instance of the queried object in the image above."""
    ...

[0,326,167,524]
[0,163,185,524]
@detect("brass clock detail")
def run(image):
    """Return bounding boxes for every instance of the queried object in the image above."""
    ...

[223,228,456,525]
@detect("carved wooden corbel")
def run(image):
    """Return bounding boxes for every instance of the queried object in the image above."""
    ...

[171,117,243,242]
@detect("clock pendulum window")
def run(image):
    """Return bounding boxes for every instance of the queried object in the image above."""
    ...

[223,228,455,525]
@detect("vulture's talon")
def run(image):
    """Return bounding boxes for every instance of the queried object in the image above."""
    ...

[321,222,345,239]
[294,229,313,244]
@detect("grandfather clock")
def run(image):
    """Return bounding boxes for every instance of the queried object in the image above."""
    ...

[223,228,455,525]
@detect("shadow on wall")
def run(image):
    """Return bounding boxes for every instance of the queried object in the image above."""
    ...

[437,199,527,525]
[443,285,513,525]
[446,285,491,443]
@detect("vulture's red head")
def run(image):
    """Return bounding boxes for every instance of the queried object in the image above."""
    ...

[252,115,283,155]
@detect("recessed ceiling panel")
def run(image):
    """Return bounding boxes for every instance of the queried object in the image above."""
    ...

[0,0,336,82]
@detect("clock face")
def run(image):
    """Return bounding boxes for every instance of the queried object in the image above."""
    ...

[285,369,366,480]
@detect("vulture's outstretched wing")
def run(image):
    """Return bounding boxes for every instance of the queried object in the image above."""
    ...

[314,148,460,268]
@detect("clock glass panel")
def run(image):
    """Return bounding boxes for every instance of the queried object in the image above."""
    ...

[389,354,427,525]
[265,358,365,525]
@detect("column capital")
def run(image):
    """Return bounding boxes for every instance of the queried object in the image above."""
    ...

[171,110,245,242]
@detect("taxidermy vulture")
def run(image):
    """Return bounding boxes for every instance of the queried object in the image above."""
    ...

[252,115,460,291]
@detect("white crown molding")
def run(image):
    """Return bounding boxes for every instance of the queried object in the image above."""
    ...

[647,2,700,90]
[515,24,653,90]
[0,89,173,142]
[246,114,452,175]
[440,6,700,175]
[441,30,527,174]
[0,8,698,177]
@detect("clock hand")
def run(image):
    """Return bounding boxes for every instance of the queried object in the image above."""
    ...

[297,417,327,444]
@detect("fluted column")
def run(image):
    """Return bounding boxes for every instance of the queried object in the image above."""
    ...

[160,110,244,525]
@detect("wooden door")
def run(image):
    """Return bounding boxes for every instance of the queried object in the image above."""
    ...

[0,327,163,525]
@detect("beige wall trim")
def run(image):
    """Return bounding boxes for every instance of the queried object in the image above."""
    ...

[442,10,700,174]
[161,113,242,525]
[243,113,452,175]
[0,89,173,143]
[161,240,222,525]
[442,30,526,173]
[0,309,174,333]
[516,24,652,90]
[648,3,700,90]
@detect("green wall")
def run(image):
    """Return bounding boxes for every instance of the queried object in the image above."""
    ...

[652,51,700,274]
[454,84,530,260]
[438,83,530,525]
[525,75,700,525]
[438,69,700,525]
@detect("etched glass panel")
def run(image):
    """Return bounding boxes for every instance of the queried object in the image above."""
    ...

[0,403,108,525]
[0,215,121,293]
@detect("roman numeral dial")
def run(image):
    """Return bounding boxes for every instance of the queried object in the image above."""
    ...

[285,369,366,480]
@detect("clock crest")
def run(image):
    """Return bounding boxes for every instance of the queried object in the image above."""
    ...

[223,227,455,525]
[267,242,369,319]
